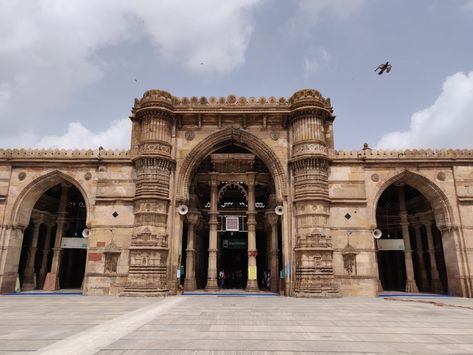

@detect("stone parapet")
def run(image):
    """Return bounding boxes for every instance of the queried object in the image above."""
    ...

[332,149,473,161]
[0,149,131,161]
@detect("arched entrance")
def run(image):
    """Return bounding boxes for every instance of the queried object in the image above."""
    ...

[375,181,449,294]
[7,173,89,293]
[179,144,282,293]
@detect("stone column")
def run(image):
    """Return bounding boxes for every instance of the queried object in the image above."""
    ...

[424,220,442,293]
[45,183,69,290]
[184,212,199,291]
[38,223,54,287]
[397,184,419,293]
[246,173,258,291]
[22,218,42,291]
[289,89,339,297]
[413,223,428,290]
[206,173,219,290]
[124,90,176,296]
[266,212,279,293]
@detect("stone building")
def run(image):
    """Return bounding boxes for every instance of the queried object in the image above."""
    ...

[0,89,472,297]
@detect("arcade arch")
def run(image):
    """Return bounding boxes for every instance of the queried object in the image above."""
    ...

[376,183,448,294]
[7,173,90,292]
[179,145,282,292]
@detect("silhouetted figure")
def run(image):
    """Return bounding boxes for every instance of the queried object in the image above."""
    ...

[375,62,392,75]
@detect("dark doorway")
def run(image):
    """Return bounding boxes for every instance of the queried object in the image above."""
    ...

[220,232,248,289]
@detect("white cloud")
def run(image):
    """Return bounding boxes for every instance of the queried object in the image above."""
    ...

[298,0,367,20]
[36,118,131,149]
[463,0,473,13]
[288,0,366,30]
[376,71,473,149]
[304,48,330,76]
[0,0,262,144]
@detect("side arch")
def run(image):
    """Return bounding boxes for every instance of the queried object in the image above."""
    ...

[176,128,288,201]
[372,170,455,230]
[10,170,93,228]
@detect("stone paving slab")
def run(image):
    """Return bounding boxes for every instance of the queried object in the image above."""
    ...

[1,294,473,353]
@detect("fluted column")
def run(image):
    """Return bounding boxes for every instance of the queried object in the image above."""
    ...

[424,220,442,293]
[397,183,419,293]
[184,212,199,291]
[206,173,219,290]
[246,173,258,291]
[413,223,428,290]
[22,218,42,291]
[266,212,279,293]
[38,223,54,288]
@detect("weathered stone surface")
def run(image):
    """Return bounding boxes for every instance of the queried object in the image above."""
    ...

[0,89,472,298]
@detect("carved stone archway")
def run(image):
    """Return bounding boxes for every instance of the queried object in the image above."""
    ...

[10,170,92,228]
[372,170,470,296]
[176,128,288,202]
[0,170,91,293]
[372,170,454,230]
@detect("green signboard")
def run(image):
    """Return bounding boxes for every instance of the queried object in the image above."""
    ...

[222,239,247,249]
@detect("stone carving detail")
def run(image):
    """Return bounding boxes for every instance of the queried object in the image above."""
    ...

[371,173,379,182]
[294,232,339,297]
[18,172,26,181]
[270,130,279,141]
[185,130,195,141]
[437,172,446,181]
[132,228,168,248]
[293,142,327,156]
[140,143,171,155]
[84,172,92,181]
[342,243,357,275]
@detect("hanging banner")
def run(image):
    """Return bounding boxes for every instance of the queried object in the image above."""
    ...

[248,266,257,280]
[377,239,405,251]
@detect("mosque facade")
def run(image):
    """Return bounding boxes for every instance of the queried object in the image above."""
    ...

[0,88,472,297]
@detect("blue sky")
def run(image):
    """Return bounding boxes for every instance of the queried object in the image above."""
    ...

[1,0,472,149]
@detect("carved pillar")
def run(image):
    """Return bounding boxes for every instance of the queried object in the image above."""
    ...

[413,223,428,290]
[124,90,175,296]
[184,212,199,291]
[397,184,419,293]
[22,217,42,291]
[45,183,69,290]
[289,89,339,297]
[206,173,219,290]
[38,223,54,287]
[424,220,442,293]
[266,212,279,293]
[246,173,258,291]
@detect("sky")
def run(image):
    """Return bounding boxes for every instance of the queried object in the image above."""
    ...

[1,0,473,150]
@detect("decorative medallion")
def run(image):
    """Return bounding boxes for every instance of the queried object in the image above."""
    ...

[84,172,92,181]
[270,129,279,141]
[185,130,195,141]
[371,173,379,182]
[437,172,446,181]
[18,172,26,181]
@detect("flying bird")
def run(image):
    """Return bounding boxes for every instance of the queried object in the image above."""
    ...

[375,61,392,75]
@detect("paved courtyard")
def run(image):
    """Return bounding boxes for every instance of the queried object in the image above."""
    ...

[1,293,473,354]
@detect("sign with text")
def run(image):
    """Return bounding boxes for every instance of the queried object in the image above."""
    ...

[223,239,247,249]
[377,239,405,251]
[61,237,87,249]
[225,216,239,231]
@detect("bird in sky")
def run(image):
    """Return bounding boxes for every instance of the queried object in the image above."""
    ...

[375,61,392,75]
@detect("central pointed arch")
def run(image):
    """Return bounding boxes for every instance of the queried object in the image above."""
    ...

[176,128,288,201]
